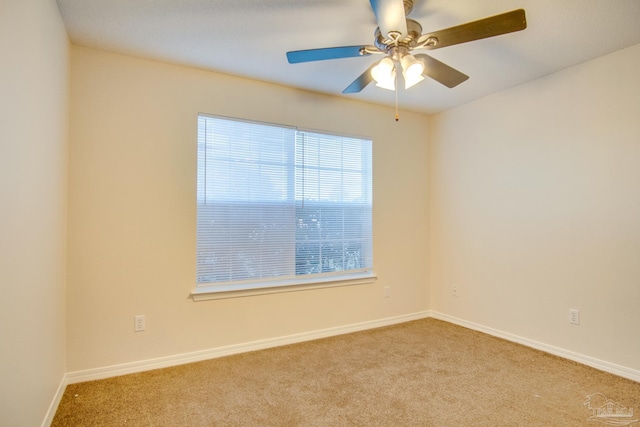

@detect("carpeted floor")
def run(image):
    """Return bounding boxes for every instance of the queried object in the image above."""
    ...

[52,318,640,426]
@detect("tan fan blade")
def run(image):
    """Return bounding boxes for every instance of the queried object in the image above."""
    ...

[370,0,408,39]
[419,9,526,50]
[342,63,377,94]
[414,54,469,88]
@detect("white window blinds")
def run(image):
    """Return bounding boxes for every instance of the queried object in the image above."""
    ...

[197,114,373,289]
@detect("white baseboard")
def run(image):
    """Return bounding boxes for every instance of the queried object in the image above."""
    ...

[42,375,68,427]
[429,311,640,383]
[64,310,640,385]
[65,311,431,384]
[46,310,639,425]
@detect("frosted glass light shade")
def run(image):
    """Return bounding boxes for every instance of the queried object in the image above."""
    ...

[371,57,396,91]
[401,54,425,89]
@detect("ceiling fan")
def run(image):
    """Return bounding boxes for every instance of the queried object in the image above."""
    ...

[286,0,527,94]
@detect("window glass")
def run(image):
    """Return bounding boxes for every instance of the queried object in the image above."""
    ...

[197,115,373,290]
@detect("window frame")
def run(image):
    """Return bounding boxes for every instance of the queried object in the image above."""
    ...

[191,114,376,301]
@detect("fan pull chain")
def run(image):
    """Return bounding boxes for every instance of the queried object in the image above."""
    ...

[395,68,399,122]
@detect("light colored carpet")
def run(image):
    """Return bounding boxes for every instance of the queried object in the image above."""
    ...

[52,318,640,426]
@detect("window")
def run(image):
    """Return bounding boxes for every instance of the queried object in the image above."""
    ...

[193,114,374,299]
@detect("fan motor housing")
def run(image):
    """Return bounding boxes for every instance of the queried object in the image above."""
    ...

[374,19,423,52]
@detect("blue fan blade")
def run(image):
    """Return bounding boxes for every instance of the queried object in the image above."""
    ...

[286,46,367,64]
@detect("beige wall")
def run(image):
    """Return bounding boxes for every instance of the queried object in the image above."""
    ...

[0,0,69,425]
[5,4,636,419]
[429,43,640,371]
[66,46,430,371]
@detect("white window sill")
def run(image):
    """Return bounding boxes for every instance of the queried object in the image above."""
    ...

[191,271,377,301]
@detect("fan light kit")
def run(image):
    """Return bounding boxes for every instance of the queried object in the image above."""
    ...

[371,49,425,91]
[286,0,527,120]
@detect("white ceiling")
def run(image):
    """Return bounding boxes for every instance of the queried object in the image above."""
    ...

[56,0,640,114]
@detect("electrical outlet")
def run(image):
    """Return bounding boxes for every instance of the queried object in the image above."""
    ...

[134,315,146,332]
[569,309,580,325]
[384,286,390,298]
[452,285,458,297]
